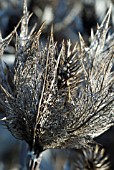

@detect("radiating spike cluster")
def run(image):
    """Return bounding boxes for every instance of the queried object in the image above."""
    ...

[73,144,110,170]
[0,0,113,164]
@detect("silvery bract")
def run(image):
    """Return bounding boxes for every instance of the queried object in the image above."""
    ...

[0,1,113,169]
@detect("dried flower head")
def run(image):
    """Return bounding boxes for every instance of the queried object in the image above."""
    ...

[0,0,113,160]
[73,144,110,170]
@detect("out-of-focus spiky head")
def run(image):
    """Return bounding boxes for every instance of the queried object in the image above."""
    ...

[74,144,110,170]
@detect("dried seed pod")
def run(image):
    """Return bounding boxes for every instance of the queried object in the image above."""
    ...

[73,145,110,170]
[0,0,113,161]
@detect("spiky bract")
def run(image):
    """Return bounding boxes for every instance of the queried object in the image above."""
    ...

[0,1,113,155]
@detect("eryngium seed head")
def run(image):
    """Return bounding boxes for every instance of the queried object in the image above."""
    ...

[0,0,113,154]
[74,145,110,170]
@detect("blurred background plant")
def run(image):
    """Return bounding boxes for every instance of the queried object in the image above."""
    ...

[0,0,114,170]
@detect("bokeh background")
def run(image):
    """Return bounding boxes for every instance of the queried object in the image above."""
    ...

[0,0,114,169]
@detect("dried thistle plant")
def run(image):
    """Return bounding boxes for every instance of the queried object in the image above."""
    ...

[0,0,113,169]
